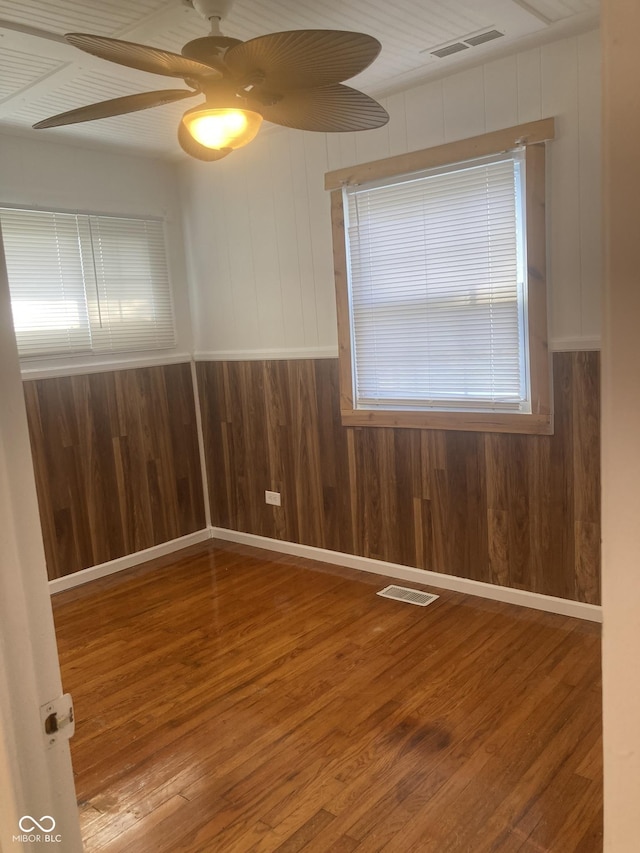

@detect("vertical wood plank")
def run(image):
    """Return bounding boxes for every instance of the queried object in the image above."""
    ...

[346,427,360,557]
[404,80,445,152]
[541,37,582,343]
[263,360,292,541]
[219,161,261,350]
[443,69,486,141]
[506,436,531,590]
[288,133,321,347]
[314,359,353,555]
[24,364,205,580]
[517,48,543,124]
[485,433,510,587]
[548,352,576,600]
[385,92,408,156]
[268,132,307,350]
[378,428,399,564]
[196,353,600,604]
[483,56,519,131]
[243,143,286,349]
[466,433,489,583]
[528,430,553,596]
[303,133,337,348]
[354,114,391,165]
[288,360,324,548]
[573,351,601,603]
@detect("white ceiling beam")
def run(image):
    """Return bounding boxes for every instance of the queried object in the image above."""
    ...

[508,0,554,26]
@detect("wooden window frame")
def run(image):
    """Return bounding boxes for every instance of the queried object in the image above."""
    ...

[325,118,555,435]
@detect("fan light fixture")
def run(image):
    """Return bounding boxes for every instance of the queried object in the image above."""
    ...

[181,106,262,150]
[32,0,390,162]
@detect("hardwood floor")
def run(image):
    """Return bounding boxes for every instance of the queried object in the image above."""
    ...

[52,541,602,852]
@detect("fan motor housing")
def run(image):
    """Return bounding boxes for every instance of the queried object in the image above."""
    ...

[182,35,242,62]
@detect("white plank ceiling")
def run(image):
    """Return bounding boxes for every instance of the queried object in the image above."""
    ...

[0,0,599,159]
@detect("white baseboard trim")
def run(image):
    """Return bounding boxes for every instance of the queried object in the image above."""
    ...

[48,529,212,594]
[211,527,602,623]
[47,524,602,623]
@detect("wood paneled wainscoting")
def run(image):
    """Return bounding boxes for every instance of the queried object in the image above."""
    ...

[197,351,600,605]
[24,363,206,580]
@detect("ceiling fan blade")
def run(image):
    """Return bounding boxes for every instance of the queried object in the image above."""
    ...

[224,30,381,90]
[65,33,224,80]
[256,84,389,132]
[33,89,198,129]
[177,123,232,162]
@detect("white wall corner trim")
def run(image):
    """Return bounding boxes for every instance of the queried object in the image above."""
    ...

[194,347,339,362]
[21,352,193,381]
[550,336,602,352]
[190,361,212,529]
[211,527,603,623]
[48,529,212,594]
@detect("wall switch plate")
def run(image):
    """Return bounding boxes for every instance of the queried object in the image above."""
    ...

[265,490,281,506]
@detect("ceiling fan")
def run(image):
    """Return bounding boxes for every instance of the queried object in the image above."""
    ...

[33,0,389,161]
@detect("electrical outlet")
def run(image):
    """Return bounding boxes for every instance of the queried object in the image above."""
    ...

[265,490,281,506]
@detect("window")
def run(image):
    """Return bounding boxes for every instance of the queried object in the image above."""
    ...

[326,119,554,434]
[0,207,175,359]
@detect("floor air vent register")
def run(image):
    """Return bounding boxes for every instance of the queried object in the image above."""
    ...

[377,585,439,607]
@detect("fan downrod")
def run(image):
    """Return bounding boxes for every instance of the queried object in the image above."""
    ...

[182,0,239,60]
[183,0,234,32]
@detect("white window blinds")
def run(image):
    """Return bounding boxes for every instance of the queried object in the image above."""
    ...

[344,151,529,414]
[0,207,175,359]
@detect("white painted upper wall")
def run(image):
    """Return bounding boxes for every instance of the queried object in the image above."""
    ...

[180,29,602,358]
[0,133,194,373]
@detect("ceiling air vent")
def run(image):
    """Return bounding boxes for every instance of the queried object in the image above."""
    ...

[464,29,505,47]
[431,42,469,59]
[427,28,505,59]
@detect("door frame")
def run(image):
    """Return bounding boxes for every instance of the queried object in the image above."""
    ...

[0,230,83,851]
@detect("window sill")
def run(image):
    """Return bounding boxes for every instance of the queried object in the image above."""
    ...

[340,407,553,435]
